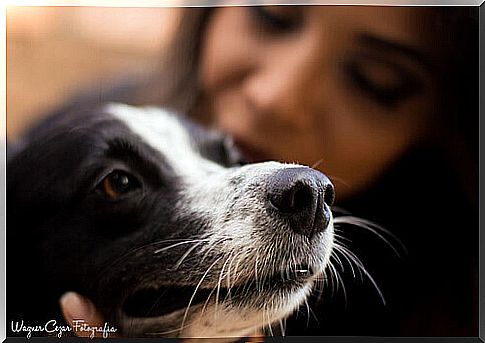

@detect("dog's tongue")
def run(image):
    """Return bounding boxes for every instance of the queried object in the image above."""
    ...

[122,286,215,318]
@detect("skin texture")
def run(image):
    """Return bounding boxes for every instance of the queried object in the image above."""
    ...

[60,292,264,341]
[195,6,441,200]
[60,293,118,339]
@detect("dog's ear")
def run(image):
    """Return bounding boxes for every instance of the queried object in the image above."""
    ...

[177,115,247,167]
[220,135,247,166]
[197,130,247,167]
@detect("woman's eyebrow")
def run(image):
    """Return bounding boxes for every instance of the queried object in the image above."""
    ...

[357,33,435,73]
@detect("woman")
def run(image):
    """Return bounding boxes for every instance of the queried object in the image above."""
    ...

[60,6,478,336]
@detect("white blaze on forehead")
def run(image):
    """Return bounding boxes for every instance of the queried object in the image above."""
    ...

[104,104,336,338]
[105,103,223,179]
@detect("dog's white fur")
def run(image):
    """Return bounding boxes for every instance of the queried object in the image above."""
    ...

[107,103,334,338]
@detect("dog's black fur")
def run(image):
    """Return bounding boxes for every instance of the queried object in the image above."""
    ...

[8,106,181,327]
[8,103,335,338]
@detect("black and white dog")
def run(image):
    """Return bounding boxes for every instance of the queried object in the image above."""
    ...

[8,103,337,338]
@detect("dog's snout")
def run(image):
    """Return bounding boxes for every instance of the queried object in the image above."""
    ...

[267,167,334,238]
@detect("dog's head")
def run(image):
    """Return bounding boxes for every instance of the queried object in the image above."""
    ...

[8,103,335,338]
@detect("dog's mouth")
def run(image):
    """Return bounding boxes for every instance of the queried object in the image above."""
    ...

[122,264,315,318]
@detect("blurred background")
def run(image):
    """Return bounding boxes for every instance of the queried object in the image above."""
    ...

[6,6,478,337]
[7,6,179,139]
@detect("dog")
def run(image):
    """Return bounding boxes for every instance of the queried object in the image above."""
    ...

[7,103,336,339]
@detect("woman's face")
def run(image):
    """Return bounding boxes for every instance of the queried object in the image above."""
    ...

[197,6,441,200]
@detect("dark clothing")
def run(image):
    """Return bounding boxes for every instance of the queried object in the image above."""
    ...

[286,147,478,336]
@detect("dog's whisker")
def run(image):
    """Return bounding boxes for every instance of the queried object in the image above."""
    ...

[174,240,207,269]
[199,237,226,264]
[308,302,320,325]
[200,281,219,316]
[331,251,345,273]
[214,253,233,316]
[94,238,208,279]
[278,319,285,336]
[304,298,311,328]
[233,255,243,287]
[223,252,240,303]
[224,254,236,295]
[334,215,407,257]
[254,253,261,293]
[300,296,319,328]
[180,256,223,333]
[312,272,322,302]
[330,260,339,296]
[315,274,325,302]
[334,243,366,281]
[333,231,353,244]
[333,241,386,305]
[266,308,274,337]
[332,237,355,256]
[310,158,325,169]
[327,175,351,189]
[332,245,358,279]
[324,260,334,297]
[223,252,244,302]
[328,261,343,302]
[335,265,348,309]
[154,239,209,255]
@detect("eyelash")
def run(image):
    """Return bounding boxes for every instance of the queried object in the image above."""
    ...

[249,7,302,33]
[249,7,422,108]
[344,61,422,108]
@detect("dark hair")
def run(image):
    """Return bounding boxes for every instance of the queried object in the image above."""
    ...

[430,7,478,208]
[160,7,478,205]
[108,7,478,145]
[96,6,477,209]
[112,8,213,113]
[60,6,478,336]
[149,7,479,336]
[62,6,476,213]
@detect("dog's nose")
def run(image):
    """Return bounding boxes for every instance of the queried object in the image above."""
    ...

[267,167,334,239]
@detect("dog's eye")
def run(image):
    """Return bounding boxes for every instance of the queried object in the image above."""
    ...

[98,170,140,200]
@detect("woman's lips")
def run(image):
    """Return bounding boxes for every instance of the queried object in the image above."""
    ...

[231,137,274,163]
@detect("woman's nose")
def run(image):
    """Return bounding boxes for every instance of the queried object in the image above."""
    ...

[243,41,325,128]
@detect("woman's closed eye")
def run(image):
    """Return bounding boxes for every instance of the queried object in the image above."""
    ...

[248,6,304,34]
[343,56,422,108]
